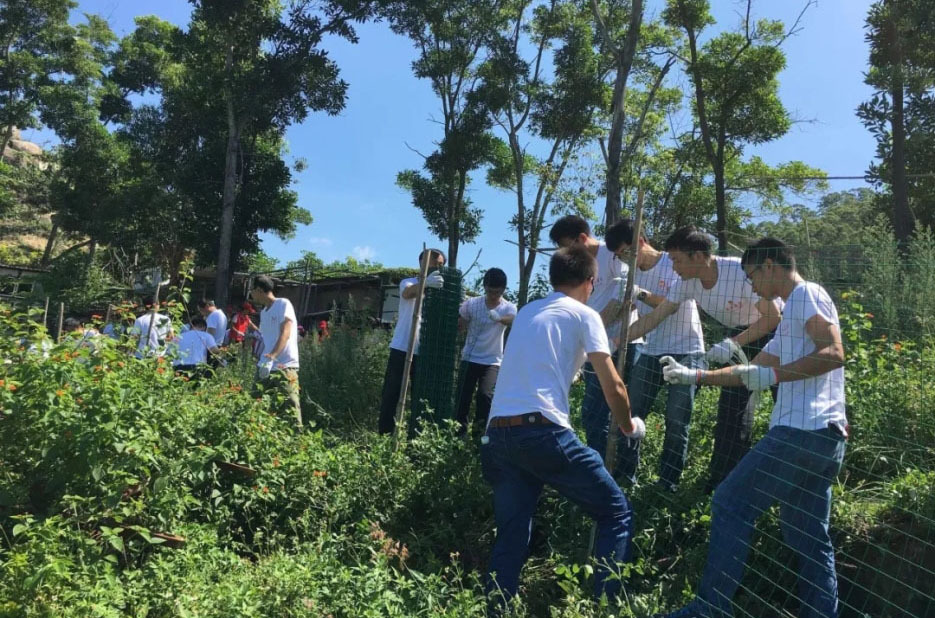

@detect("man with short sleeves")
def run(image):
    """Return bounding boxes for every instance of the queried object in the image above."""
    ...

[655,237,847,618]
[627,226,782,492]
[549,215,643,463]
[377,248,446,435]
[198,299,228,347]
[250,275,302,428]
[172,316,219,381]
[606,220,706,491]
[131,298,174,359]
[482,246,645,611]
[455,267,517,436]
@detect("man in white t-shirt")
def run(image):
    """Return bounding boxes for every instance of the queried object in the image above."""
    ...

[131,298,174,359]
[172,316,219,381]
[198,299,228,347]
[627,226,782,492]
[377,248,446,435]
[655,237,847,618]
[606,220,706,491]
[549,215,643,464]
[455,267,517,436]
[249,275,302,428]
[482,246,645,611]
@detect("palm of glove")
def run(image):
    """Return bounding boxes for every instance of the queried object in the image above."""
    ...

[660,356,695,385]
[735,365,777,391]
[425,271,445,289]
[488,309,500,322]
[706,338,742,365]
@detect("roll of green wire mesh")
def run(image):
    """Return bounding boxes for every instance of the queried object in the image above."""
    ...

[409,266,463,436]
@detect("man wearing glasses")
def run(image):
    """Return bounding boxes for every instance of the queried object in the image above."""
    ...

[625,226,781,492]
[654,237,847,618]
[548,215,645,466]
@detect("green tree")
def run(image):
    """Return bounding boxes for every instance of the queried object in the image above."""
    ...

[386,0,509,268]
[663,0,824,252]
[0,0,74,156]
[858,0,935,242]
[480,0,605,304]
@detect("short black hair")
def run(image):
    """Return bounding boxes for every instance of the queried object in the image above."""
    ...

[197,299,216,309]
[741,237,797,271]
[191,316,207,329]
[663,225,713,255]
[252,275,275,293]
[549,246,596,288]
[483,267,507,289]
[418,248,446,264]
[605,219,641,252]
[549,215,591,245]
[64,317,83,331]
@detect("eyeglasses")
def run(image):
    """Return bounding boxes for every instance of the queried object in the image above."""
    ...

[744,264,762,281]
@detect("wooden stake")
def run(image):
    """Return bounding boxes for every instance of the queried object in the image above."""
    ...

[55,302,64,343]
[393,243,432,451]
[42,297,49,330]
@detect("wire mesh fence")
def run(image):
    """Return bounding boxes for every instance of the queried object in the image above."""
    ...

[594,234,935,618]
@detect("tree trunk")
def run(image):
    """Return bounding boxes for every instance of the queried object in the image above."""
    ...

[0,124,14,160]
[40,218,60,267]
[714,158,728,254]
[215,46,240,309]
[888,7,914,243]
[448,170,467,268]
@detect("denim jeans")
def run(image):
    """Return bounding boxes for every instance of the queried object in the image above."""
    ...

[707,329,777,492]
[581,345,640,470]
[617,352,705,488]
[481,423,634,607]
[694,425,846,618]
[455,361,499,435]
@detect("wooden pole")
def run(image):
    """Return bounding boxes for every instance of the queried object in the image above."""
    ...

[103,304,113,327]
[603,187,644,474]
[392,243,432,451]
[55,302,64,343]
[587,188,644,557]
[42,297,49,330]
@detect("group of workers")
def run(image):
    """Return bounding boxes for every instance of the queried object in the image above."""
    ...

[380,216,847,618]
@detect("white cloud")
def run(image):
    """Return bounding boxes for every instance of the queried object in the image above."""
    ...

[352,245,377,261]
[308,236,333,247]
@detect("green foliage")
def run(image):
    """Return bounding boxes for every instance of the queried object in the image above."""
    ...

[31,250,122,313]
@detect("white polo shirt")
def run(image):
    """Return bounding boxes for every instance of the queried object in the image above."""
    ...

[459,296,518,366]
[390,277,422,354]
[205,308,228,346]
[666,256,762,328]
[586,243,642,346]
[634,252,705,356]
[132,313,173,357]
[173,330,217,366]
[763,282,847,431]
[488,292,610,429]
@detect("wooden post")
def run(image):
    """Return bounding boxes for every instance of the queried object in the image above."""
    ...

[55,302,64,343]
[392,243,432,451]
[42,297,49,330]
[603,187,644,474]
[103,304,112,326]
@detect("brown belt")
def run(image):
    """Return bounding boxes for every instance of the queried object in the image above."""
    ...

[488,412,555,428]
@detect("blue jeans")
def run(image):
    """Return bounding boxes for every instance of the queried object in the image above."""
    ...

[617,352,704,488]
[694,425,846,618]
[481,424,634,607]
[581,345,640,470]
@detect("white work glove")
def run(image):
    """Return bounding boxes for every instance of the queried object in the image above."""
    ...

[488,309,501,322]
[257,357,274,380]
[425,271,445,289]
[660,355,698,386]
[706,337,742,365]
[631,284,649,302]
[735,365,778,391]
[620,416,646,440]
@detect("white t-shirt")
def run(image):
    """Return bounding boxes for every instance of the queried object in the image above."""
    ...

[459,296,518,366]
[762,282,847,431]
[205,309,228,346]
[259,298,300,368]
[390,277,422,354]
[667,256,762,328]
[634,252,705,356]
[489,292,610,429]
[173,330,217,366]
[132,313,173,357]
[585,243,642,346]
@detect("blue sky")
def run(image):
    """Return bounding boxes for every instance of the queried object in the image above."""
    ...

[34,0,878,285]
